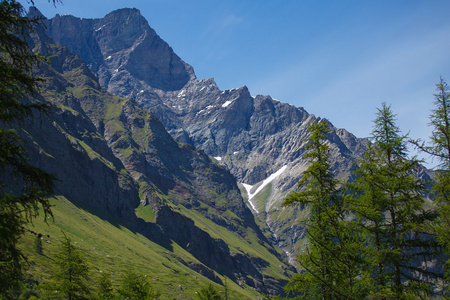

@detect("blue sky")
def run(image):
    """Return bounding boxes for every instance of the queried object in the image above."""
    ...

[21,0,450,166]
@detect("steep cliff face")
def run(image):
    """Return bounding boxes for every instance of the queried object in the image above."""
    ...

[43,8,370,262]
[13,8,293,296]
[45,8,195,92]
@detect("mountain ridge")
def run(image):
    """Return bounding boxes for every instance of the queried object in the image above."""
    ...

[40,7,371,262]
[10,7,294,296]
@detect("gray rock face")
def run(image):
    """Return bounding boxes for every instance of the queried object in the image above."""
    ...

[20,102,139,224]
[44,8,370,263]
[18,11,295,295]
[45,8,194,92]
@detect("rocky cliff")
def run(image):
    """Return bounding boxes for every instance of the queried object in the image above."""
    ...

[9,8,295,296]
[42,7,370,261]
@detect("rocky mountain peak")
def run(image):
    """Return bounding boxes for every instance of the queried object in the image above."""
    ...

[43,6,373,268]
[107,7,142,17]
[27,6,45,19]
[17,17,294,295]
[45,9,195,93]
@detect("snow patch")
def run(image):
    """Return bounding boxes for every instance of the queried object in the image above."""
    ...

[246,165,288,201]
[242,183,253,197]
[233,151,239,155]
[197,105,214,115]
[177,90,186,98]
[105,55,112,60]
[222,100,233,108]
[200,86,206,92]
[95,25,105,32]
[242,183,258,213]
[243,165,288,213]
[214,157,222,161]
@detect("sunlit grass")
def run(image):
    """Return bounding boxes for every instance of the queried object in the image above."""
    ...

[20,196,256,299]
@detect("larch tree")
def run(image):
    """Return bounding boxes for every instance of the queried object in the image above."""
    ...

[283,120,363,299]
[0,0,55,297]
[41,233,90,300]
[117,269,159,300]
[347,103,441,298]
[94,272,115,300]
[411,77,450,294]
[196,284,222,300]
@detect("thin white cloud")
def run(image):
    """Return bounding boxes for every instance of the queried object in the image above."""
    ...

[250,20,450,143]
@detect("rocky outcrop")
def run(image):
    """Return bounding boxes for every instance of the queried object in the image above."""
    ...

[44,8,195,92]
[151,205,288,294]
[15,9,293,296]
[42,8,372,263]
[19,98,139,224]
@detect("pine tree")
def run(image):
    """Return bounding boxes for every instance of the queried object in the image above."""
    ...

[94,272,115,300]
[196,283,222,300]
[283,120,363,299]
[347,103,441,298]
[0,1,55,297]
[411,77,450,295]
[345,142,388,295]
[117,269,159,300]
[223,277,230,300]
[41,233,90,300]
[33,235,43,255]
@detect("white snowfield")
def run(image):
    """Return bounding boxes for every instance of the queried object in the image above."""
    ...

[242,165,288,213]
[222,100,233,108]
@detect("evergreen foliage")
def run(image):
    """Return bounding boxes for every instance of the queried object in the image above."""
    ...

[284,109,444,299]
[196,283,222,300]
[0,0,54,297]
[93,272,115,300]
[117,269,159,300]
[41,233,90,300]
[33,235,43,255]
[223,277,230,300]
[346,103,441,298]
[283,120,363,299]
[412,77,450,295]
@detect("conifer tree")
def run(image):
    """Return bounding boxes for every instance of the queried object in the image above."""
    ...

[41,233,90,300]
[196,283,222,300]
[284,120,363,299]
[0,1,55,297]
[33,235,43,255]
[223,277,230,300]
[94,272,115,300]
[347,103,441,298]
[117,269,159,300]
[412,77,450,294]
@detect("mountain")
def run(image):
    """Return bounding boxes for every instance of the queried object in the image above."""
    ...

[42,7,370,261]
[9,7,298,297]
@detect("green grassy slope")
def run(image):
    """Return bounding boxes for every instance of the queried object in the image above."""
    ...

[17,25,293,298]
[21,196,259,299]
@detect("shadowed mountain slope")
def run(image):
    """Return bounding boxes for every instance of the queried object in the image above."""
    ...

[5,8,296,296]
[42,8,371,260]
